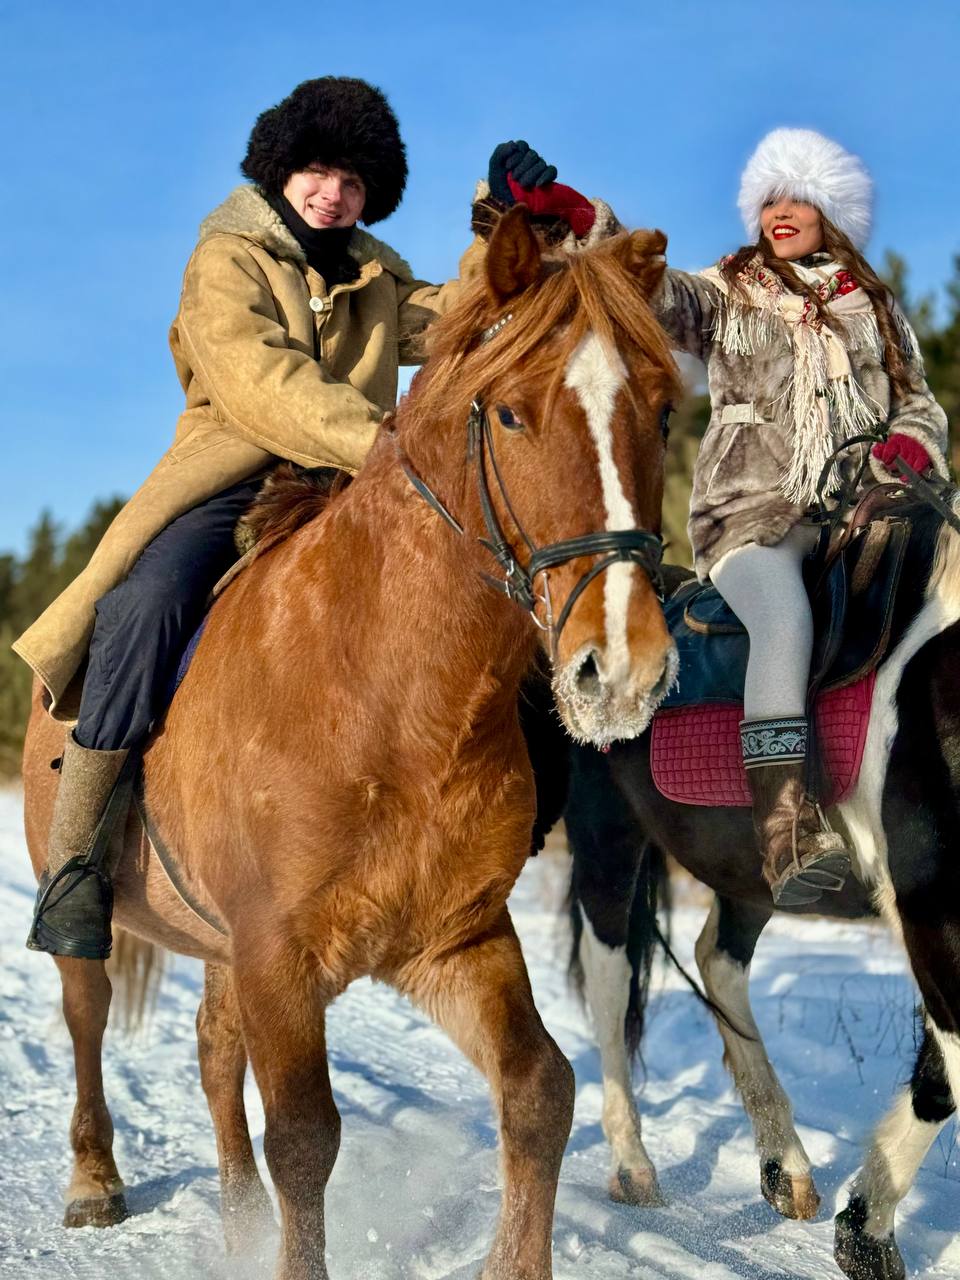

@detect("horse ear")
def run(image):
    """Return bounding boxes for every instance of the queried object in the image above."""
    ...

[617,228,668,298]
[486,205,542,304]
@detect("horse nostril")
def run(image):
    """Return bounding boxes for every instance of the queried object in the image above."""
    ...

[576,651,602,695]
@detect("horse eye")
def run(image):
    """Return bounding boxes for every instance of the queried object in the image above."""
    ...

[659,404,673,442]
[497,404,524,431]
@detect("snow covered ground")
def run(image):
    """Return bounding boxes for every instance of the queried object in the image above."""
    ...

[0,784,957,1279]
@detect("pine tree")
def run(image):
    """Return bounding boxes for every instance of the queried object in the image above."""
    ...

[0,498,126,776]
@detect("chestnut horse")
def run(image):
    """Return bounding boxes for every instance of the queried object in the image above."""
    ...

[22,207,681,1280]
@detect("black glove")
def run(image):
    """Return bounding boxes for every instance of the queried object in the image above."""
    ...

[487,140,558,205]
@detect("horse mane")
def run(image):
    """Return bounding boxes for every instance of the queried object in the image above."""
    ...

[401,230,682,440]
[237,464,351,550]
[244,231,680,548]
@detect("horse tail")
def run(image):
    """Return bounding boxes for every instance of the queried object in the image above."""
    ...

[624,840,672,1060]
[107,930,165,1031]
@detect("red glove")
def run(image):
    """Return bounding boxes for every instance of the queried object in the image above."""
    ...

[506,173,596,239]
[872,433,932,479]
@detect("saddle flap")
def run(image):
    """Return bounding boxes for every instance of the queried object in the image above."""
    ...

[818,516,911,690]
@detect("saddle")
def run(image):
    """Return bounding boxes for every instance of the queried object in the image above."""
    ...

[650,490,912,807]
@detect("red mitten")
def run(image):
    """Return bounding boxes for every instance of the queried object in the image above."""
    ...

[506,174,596,239]
[872,433,933,479]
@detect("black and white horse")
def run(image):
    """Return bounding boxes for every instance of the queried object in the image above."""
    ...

[563,495,960,1280]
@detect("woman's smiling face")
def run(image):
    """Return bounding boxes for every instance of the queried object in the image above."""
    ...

[282,164,366,229]
[760,197,824,259]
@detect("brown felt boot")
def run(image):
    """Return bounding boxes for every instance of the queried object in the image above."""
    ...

[26,735,131,960]
[741,718,850,908]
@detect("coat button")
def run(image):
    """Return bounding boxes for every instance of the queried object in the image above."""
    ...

[309,296,329,313]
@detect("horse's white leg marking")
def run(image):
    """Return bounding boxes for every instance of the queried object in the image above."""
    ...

[837,524,960,1237]
[578,908,658,1188]
[848,1086,948,1238]
[565,332,635,682]
[694,901,812,1179]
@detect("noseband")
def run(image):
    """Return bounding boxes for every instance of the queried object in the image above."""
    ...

[396,395,664,652]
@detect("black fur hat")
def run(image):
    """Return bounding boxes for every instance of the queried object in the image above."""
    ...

[241,77,407,225]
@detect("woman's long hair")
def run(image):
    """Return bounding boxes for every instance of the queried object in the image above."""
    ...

[720,213,917,398]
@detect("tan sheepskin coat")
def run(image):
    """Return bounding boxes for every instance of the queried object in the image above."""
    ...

[15,185,468,718]
[652,267,950,581]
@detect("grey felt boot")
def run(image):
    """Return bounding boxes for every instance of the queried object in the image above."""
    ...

[26,736,131,960]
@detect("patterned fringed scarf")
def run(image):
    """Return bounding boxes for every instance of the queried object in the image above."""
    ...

[700,254,921,505]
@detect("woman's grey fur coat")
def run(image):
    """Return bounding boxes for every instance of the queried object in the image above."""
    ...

[652,269,949,581]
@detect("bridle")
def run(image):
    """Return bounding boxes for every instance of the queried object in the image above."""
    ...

[395,392,664,655]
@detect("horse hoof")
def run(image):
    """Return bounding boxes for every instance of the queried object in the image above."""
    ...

[608,1167,666,1207]
[835,1198,905,1280]
[761,1159,820,1220]
[63,1193,129,1229]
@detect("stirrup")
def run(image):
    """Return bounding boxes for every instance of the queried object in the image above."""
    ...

[770,851,850,907]
[26,856,113,960]
[770,806,850,907]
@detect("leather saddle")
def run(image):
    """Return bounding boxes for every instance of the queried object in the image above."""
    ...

[659,491,911,712]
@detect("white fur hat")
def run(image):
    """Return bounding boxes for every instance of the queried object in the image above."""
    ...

[738,128,873,249]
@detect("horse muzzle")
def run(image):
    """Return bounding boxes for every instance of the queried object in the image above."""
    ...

[552,635,678,747]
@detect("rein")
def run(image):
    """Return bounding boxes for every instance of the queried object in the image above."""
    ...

[395,396,664,653]
[812,433,960,555]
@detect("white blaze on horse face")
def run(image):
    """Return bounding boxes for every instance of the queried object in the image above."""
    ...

[564,331,636,681]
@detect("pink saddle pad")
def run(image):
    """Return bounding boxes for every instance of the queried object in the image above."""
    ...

[649,673,876,807]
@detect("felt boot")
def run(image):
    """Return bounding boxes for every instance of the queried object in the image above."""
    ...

[26,736,131,959]
[741,717,850,907]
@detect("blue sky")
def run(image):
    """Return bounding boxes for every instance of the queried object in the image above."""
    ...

[2,0,957,555]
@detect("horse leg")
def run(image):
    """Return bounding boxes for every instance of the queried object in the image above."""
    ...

[57,956,129,1228]
[694,895,820,1220]
[232,945,339,1280]
[566,745,663,1205]
[409,910,574,1280]
[834,636,960,1278]
[835,1022,952,1280]
[196,961,275,1253]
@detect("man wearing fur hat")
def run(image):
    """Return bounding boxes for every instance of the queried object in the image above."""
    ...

[17,77,599,959]
[654,128,949,906]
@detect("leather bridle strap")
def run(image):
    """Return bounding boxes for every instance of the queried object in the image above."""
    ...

[394,396,664,648]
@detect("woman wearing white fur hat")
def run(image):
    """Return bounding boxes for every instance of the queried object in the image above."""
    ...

[651,127,949,906]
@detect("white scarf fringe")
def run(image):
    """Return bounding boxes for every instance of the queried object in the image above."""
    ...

[701,261,904,505]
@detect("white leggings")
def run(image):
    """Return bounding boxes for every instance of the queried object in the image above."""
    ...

[710,524,820,722]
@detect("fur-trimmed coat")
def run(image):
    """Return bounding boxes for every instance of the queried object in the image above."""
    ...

[653,267,949,581]
[15,184,469,718]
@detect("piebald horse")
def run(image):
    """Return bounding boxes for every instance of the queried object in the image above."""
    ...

[566,496,960,1280]
[22,207,681,1280]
